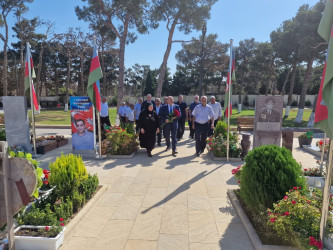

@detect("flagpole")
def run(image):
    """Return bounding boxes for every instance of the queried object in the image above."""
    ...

[97,111,102,156]
[320,133,327,175]
[319,139,332,244]
[27,42,37,156]
[227,39,233,162]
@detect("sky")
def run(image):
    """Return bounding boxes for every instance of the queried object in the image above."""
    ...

[3,0,318,74]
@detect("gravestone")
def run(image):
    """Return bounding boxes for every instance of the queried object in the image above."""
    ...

[253,96,283,148]
[3,96,31,153]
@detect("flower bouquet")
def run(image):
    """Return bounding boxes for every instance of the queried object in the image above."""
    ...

[316,139,329,152]
[161,109,180,128]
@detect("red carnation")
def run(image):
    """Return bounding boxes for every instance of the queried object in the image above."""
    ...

[270,217,277,223]
[43,181,49,185]
[293,187,297,190]
[291,201,296,204]
[45,226,50,231]
[173,109,180,117]
[284,196,288,200]
[60,223,64,227]
[44,174,49,179]
[285,212,290,216]
[43,169,48,174]
[59,218,64,222]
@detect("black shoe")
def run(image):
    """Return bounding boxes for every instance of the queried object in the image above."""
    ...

[148,152,152,157]
[172,150,178,155]
[158,143,161,146]
[165,146,170,151]
[196,151,201,157]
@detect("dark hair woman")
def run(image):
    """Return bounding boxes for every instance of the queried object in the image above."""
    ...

[138,103,160,157]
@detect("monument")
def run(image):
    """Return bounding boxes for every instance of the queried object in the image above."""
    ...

[253,96,283,148]
[3,96,31,153]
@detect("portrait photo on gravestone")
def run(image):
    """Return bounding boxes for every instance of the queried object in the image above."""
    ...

[70,97,95,150]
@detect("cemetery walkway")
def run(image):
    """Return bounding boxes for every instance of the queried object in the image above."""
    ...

[36,129,319,250]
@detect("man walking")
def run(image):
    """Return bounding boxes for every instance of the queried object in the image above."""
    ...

[141,94,155,111]
[134,98,143,132]
[160,96,181,155]
[118,102,127,125]
[125,104,135,124]
[192,96,215,157]
[154,98,162,146]
[188,95,200,139]
[208,96,222,136]
[175,94,188,141]
[100,97,111,127]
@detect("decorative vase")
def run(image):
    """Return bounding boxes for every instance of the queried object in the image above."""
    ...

[298,137,312,148]
[14,225,66,250]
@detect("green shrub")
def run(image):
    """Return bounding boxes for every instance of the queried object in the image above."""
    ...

[54,198,73,220]
[240,145,306,213]
[49,154,88,197]
[305,100,312,106]
[18,204,57,226]
[214,121,228,138]
[80,174,99,200]
[72,191,85,213]
[0,129,6,141]
[291,101,298,106]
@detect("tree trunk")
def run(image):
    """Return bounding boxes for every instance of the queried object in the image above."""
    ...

[36,45,45,101]
[54,66,59,97]
[307,94,318,127]
[116,17,129,110]
[156,20,177,98]
[295,57,314,124]
[79,52,84,96]
[281,67,291,96]
[2,16,8,96]
[65,51,71,111]
[287,62,297,106]
[19,41,25,96]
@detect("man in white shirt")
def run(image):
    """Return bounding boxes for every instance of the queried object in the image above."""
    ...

[100,97,111,127]
[118,102,127,125]
[208,96,222,136]
[125,104,135,124]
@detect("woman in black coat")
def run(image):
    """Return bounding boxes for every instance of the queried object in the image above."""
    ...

[138,103,160,157]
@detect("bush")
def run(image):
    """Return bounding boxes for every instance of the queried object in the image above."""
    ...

[207,135,241,158]
[18,204,57,226]
[103,126,139,155]
[305,100,312,106]
[291,101,298,106]
[79,174,99,200]
[240,145,306,213]
[54,198,73,221]
[49,154,88,197]
[267,188,333,249]
[0,129,6,141]
[214,120,228,138]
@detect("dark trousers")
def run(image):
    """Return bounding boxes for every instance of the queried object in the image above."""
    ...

[208,119,219,137]
[163,123,177,151]
[195,122,209,154]
[135,119,140,132]
[120,116,126,128]
[177,117,186,139]
[100,116,111,127]
[189,119,195,138]
[157,131,161,144]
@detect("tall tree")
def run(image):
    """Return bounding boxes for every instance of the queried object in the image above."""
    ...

[0,0,33,95]
[76,0,152,108]
[151,0,217,97]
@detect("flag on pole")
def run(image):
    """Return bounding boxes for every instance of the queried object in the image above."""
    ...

[87,40,103,112]
[315,0,333,138]
[24,43,39,112]
[224,45,236,118]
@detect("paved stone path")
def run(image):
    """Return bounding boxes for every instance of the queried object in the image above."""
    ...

[34,129,320,250]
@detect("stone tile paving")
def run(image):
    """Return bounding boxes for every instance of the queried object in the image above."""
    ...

[33,129,320,250]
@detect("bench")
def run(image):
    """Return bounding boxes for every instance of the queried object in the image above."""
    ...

[237,117,254,132]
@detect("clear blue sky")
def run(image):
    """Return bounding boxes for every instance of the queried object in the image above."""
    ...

[4,0,317,74]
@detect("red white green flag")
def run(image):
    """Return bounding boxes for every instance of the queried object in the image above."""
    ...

[224,43,236,119]
[315,0,333,138]
[24,42,39,112]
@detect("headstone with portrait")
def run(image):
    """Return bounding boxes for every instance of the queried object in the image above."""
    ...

[253,96,283,148]
[3,96,32,153]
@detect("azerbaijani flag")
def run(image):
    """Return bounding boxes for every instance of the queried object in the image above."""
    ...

[24,42,39,112]
[224,42,236,119]
[87,40,103,112]
[315,0,333,138]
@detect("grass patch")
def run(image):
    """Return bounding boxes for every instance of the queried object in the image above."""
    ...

[28,108,117,125]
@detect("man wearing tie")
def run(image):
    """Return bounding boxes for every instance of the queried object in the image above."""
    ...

[154,98,162,146]
[160,96,181,155]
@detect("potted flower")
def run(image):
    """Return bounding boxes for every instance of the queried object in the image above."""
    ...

[303,163,324,188]
[298,131,313,148]
[14,218,66,250]
[316,139,329,152]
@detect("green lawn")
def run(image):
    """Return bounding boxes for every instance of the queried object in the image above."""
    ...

[28,108,117,125]
[27,107,312,127]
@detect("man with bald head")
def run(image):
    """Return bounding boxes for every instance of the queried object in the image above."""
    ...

[192,96,215,157]
[141,94,156,111]
[208,96,222,136]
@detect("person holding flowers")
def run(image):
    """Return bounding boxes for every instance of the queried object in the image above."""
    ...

[160,96,181,155]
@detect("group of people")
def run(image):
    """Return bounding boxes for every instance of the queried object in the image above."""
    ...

[133,94,223,157]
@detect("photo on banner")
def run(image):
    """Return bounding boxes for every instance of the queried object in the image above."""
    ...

[70,96,95,150]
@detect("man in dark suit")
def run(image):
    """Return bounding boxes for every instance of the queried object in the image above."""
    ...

[160,96,181,155]
[258,99,281,123]
[141,94,156,111]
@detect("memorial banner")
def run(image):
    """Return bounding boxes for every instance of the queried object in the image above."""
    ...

[70,97,95,150]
